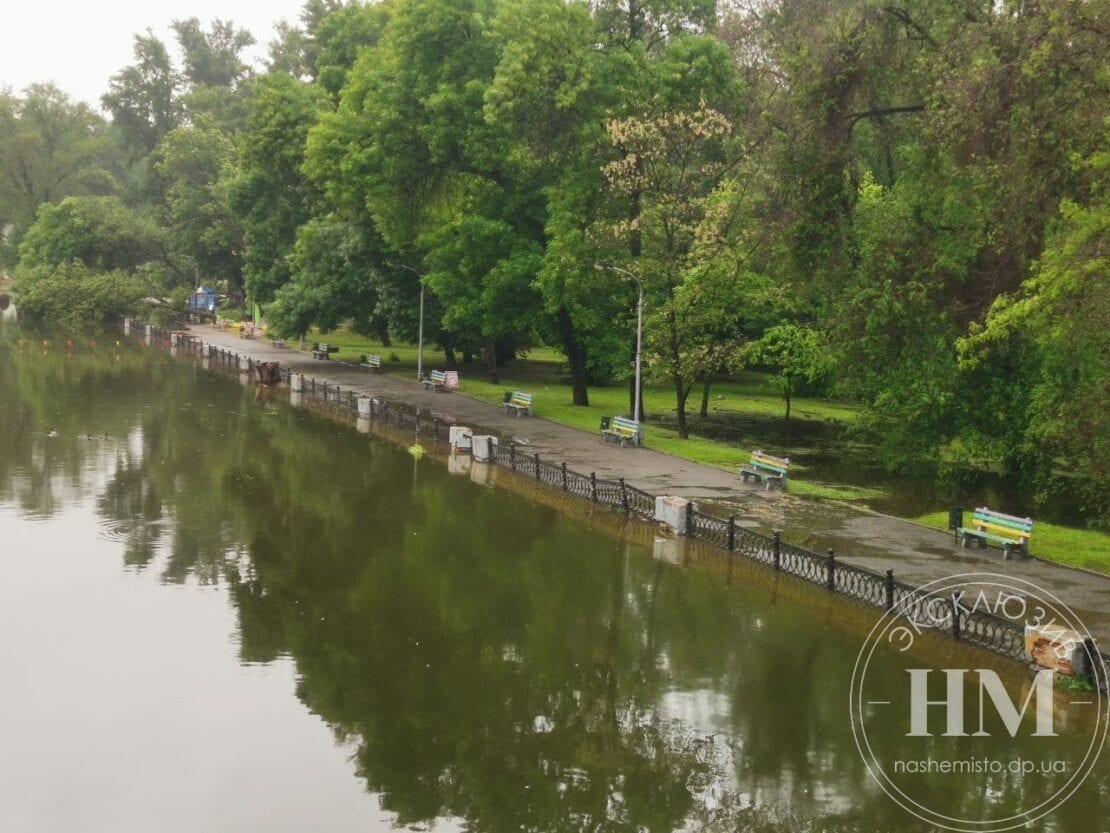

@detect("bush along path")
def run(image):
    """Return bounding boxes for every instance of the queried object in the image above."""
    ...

[168,322,1110,650]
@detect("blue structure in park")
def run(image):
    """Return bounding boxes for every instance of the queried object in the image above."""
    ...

[187,286,217,313]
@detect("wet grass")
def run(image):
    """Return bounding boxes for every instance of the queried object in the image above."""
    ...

[788,481,890,501]
[297,330,1106,565]
[302,330,858,475]
[915,512,1110,574]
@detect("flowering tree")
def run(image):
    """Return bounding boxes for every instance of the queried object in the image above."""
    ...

[599,87,745,436]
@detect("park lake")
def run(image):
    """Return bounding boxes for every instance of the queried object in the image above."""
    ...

[0,333,1106,832]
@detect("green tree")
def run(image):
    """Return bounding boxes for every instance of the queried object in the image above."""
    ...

[17,195,165,272]
[745,323,831,422]
[230,73,326,306]
[0,85,122,259]
[12,261,155,328]
[959,143,1110,526]
[152,120,244,293]
[101,31,181,157]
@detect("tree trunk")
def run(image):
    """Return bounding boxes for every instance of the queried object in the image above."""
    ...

[784,379,792,422]
[556,307,589,406]
[462,349,473,364]
[700,378,711,418]
[673,375,689,439]
[376,320,391,347]
[443,343,458,372]
[484,337,499,384]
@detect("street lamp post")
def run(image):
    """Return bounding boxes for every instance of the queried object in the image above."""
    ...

[595,262,644,424]
[417,279,424,384]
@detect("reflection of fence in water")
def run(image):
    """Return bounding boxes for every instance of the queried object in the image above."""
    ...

[145,322,1110,684]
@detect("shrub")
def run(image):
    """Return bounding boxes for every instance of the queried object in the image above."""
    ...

[13,261,153,329]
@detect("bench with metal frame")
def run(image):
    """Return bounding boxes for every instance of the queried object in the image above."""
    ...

[957,507,1033,559]
[739,450,790,490]
[600,415,642,447]
[502,390,534,417]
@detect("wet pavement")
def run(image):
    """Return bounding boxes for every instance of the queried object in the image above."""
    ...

[186,325,1110,644]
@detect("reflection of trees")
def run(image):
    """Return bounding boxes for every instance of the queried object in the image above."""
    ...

[4,341,1106,833]
[0,338,174,515]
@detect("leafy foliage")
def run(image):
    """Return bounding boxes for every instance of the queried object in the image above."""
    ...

[13,261,155,329]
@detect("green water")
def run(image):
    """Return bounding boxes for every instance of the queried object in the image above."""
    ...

[0,334,1106,832]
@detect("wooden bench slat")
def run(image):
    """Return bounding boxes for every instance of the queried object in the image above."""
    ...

[972,520,1031,539]
[974,506,1034,525]
[972,512,1033,534]
[750,459,788,474]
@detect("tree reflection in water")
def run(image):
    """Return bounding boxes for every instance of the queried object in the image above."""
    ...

[1,336,1105,833]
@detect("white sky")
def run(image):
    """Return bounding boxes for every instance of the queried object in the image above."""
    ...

[0,0,308,109]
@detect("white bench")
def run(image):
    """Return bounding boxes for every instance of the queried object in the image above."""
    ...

[739,450,790,490]
[958,507,1033,559]
[601,415,642,447]
[503,390,533,416]
[422,369,447,391]
[360,354,382,373]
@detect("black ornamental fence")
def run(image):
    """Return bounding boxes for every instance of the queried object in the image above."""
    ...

[136,322,1110,687]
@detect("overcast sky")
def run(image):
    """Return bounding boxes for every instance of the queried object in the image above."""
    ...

[0,0,308,108]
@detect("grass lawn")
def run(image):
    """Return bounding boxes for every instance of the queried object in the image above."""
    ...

[916,512,1110,574]
[304,329,1107,572]
[303,329,855,473]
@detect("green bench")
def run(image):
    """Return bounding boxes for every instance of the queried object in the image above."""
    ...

[739,450,790,490]
[311,342,338,360]
[502,390,534,417]
[958,507,1033,559]
[600,415,642,447]
[422,369,447,391]
[360,354,382,373]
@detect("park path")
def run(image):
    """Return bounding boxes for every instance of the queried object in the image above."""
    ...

[186,324,1110,645]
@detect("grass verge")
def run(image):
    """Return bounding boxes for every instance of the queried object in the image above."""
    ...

[916,512,1110,574]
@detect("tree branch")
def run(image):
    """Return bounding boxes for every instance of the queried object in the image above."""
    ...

[848,104,925,127]
[882,6,941,50]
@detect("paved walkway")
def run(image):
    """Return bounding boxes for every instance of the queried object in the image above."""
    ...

[186,324,1110,645]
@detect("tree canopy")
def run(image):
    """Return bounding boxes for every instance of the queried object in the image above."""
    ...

[7,0,1108,523]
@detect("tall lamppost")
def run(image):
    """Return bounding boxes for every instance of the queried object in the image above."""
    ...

[595,261,643,424]
[391,263,425,382]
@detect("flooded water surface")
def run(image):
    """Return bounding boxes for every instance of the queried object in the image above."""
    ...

[0,334,1106,832]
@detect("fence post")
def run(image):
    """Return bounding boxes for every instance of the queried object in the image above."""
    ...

[728,516,736,551]
[590,472,598,502]
[534,452,540,479]
[510,446,516,471]
[826,549,836,590]
[432,418,438,441]
[685,501,694,536]
[619,478,628,511]
[951,591,963,640]
[561,462,568,491]
[886,569,895,611]
[773,531,781,571]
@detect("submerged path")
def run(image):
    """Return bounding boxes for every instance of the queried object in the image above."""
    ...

[186,324,1110,644]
